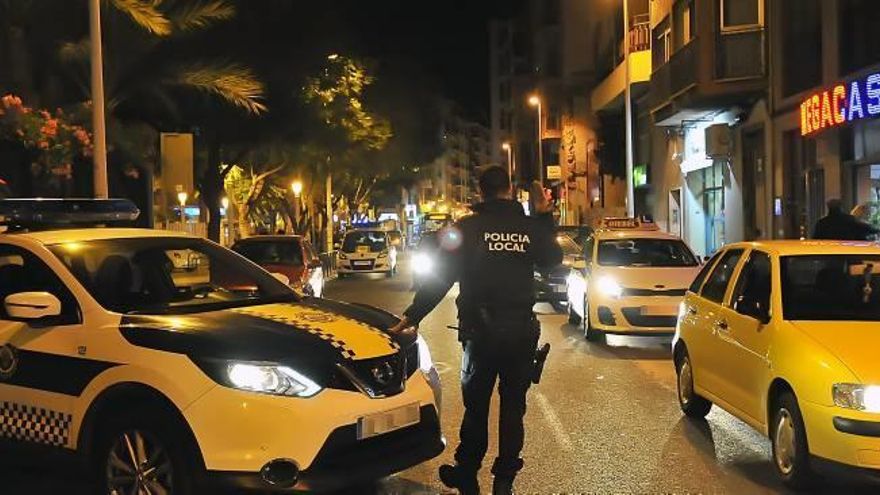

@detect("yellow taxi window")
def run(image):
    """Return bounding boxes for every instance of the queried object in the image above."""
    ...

[782,255,880,321]
[701,249,745,304]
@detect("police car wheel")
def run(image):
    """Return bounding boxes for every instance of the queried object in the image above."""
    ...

[96,413,196,495]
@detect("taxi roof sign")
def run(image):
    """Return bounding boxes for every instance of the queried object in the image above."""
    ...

[600,217,660,231]
[0,198,140,231]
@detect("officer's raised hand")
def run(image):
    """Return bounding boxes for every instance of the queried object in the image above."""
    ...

[531,180,553,215]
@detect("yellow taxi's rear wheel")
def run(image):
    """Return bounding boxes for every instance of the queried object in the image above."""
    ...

[675,351,712,418]
[771,392,815,489]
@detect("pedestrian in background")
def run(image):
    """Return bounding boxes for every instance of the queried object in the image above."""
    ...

[813,198,879,241]
[390,167,562,495]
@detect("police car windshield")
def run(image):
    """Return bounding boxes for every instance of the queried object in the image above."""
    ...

[597,239,697,267]
[49,237,296,314]
[782,255,880,321]
[342,231,387,253]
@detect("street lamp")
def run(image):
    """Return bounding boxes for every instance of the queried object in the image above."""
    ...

[177,192,188,225]
[528,94,544,185]
[502,142,514,181]
[291,180,303,234]
[221,197,230,245]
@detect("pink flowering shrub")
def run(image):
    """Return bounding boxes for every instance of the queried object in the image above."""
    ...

[1,94,94,179]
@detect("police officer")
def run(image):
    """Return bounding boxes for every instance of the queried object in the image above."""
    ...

[390,166,562,494]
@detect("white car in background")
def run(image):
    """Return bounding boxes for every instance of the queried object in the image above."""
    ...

[567,218,701,341]
[337,229,398,278]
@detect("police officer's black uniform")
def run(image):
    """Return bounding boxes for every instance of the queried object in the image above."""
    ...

[401,193,562,493]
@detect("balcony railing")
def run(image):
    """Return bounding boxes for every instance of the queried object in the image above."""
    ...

[599,16,652,80]
[715,28,765,80]
[650,37,699,108]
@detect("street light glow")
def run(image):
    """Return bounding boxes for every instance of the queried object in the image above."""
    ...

[291,180,303,197]
[177,192,188,205]
[502,142,511,151]
[528,95,541,107]
[327,53,339,60]
[221,197,230,210]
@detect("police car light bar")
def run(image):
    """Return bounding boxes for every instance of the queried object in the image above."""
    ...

[0,199,140,230]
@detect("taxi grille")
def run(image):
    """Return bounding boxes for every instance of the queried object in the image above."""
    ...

[622,288,687,297]
[621,308,678,328]
[336,351,408,398]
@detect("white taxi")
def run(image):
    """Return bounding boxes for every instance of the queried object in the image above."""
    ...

[0,199,442,494]
[566,218,701,341]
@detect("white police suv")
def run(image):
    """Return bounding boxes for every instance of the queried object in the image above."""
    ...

[0,199,443,493]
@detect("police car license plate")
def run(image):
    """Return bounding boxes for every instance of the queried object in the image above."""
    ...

[554,285,567,293]
[357,403,420,440]
[354,260,371,266]
[641,305,677,316]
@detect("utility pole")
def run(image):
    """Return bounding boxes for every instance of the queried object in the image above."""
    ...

[326,163,333,253]
[89,0,108,198]
[623,0,636,217]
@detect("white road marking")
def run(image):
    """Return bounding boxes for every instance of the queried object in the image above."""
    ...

[534,391,574,452]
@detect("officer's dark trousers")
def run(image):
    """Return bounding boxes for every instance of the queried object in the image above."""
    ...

[455,332,538,480]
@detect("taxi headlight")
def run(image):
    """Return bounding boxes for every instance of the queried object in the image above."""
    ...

[338,252,348,260]
[413,253,434,275]
[833,384,880,413]
[596,276,623,298]
[378,250,389,259]
[227,363,322,398]
[416,334,434,374]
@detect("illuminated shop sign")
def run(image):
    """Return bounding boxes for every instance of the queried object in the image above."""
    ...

[801,73,880,136]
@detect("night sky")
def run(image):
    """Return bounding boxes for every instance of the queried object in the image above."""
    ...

[313,0,526,123]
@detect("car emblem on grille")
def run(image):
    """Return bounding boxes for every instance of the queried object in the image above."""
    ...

[371,362,395,386]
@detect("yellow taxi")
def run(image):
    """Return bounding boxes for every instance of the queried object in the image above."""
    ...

[674,240,880,487]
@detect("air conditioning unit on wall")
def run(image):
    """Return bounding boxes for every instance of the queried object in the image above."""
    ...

[705,124,732,159]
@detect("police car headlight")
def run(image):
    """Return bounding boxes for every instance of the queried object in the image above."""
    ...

[596,276,623,298]
[412,253,434,275]
[416,334,434,374]
[833,384,880,413]
[227,363,322,398]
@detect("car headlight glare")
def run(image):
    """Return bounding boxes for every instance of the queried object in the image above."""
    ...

[338,252,348,260]
[227,363,322,398]
[833,383,880,412]
[413,253,434,275]
[416,334,434,375]
[596,276,623,298]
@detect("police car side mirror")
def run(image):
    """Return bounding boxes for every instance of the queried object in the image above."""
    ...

[4,292,62,321]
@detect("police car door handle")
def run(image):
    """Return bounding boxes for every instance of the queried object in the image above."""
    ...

[715,320,729,331]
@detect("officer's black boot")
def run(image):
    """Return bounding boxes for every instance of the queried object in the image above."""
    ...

[439,464,480,495]
[492,476,514,495]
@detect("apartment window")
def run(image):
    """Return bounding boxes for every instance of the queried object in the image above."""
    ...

[720,0,763,32]
[781,0,821,96]
[547,106,561,131]
[674,0,695,49]
[653,17,672,68]
[840,0,880,76]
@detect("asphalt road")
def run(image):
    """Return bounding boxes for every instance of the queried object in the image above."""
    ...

[1,254,875,494]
